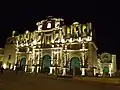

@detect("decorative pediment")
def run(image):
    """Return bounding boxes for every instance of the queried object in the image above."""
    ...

[41,44,52,48]
[100,53,112,63]
[42,20,55,30]
[67,44,81,50]
[19,47,27,52]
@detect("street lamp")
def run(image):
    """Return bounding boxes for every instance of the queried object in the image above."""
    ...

[26,30,29,34]
[12,31,15,37]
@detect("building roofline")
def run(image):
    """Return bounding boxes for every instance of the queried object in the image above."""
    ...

[90,42,98,50]
[0,48,4,50]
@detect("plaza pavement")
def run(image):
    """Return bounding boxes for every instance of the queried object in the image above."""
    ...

[0,71,120,90]
[1,70,120,84]
[73,76,120,84]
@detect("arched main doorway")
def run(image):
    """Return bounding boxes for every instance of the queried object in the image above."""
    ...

[70,57,81,75]
[20,56,26,70]
[42,55,51,73]
[103,67,109,75]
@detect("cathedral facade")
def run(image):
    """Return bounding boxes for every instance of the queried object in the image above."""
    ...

[3,16,116,76]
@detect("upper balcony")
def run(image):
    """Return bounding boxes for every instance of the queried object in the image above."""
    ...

[36,16,64,32]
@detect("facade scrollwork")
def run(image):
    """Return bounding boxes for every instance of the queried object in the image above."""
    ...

[101,53,112,63]
[2,16,116,77]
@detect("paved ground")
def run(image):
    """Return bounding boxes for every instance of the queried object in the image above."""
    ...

[0,71,120,90]
[75,76,120,84]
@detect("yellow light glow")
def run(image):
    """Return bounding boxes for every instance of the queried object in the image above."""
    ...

[61,39,65,43]
[82,68,85,76]
[33,40,37,45]
[69,38,72,43]
[79,37,81,42]
[12,31,15,34]
[37,66,39,73]
[51,40,54,43]
[21,44,24,47]
[12,31,15,37]
[87,36,92,41]
[26,43,28,46]
[26,30,29,34]
[67,27,70,34]
[74,24,76,32]
[47,23,51,28]
[62,68,66,76]
[9,17,116,76]
[3,63,7,69]
[50,67,53,74]
[25,66,27,72]
[82,25,86,32]
[32,66,35,72]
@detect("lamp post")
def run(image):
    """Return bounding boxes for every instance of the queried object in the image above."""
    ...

[12,31,15,37]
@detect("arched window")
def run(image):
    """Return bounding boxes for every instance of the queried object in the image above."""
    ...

[55,22,60,28]
[47,22,51,29]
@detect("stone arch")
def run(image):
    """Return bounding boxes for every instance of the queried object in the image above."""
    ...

[42,50,51,57]
[70,57,80,69]
[69,56,82,75]
[103,66,109,74]
[20,56,26,70]
[42,55,51,68]
[69,54,81,61]
[67,53,81,68]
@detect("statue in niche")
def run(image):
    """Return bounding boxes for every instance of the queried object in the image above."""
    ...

[73,24,78,38]
[82,25,87,37]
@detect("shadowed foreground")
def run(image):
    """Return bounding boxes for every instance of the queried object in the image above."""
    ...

[0,71,120,90]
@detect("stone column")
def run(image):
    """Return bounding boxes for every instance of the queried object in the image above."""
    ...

[81,42,85,76]
[109,64,112,77]
[62,68,66,76]
[37,66,39,73]
[32,66,35,73]
[40,50,43,72]
[81,68,85,76]
[60,49,63,68]
[57,51,59,65]
[49,50,54,75]
[49,67,53,75]
[25,66,27,72]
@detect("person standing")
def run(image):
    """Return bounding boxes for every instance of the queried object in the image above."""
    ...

[0,66,4,74]
[16,66,20,75]
[15,62,19,75]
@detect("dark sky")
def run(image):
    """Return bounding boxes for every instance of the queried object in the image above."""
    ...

[0,1,120,69]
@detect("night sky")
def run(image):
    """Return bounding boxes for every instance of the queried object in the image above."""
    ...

[0,1,120,69]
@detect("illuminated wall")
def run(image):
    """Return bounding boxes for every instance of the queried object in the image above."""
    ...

[111,55,117,73]
[88,42,98,68]
[3,16,116,76]
[0,48,4,66]
[3,37,16,69]
[97,53,117,76]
